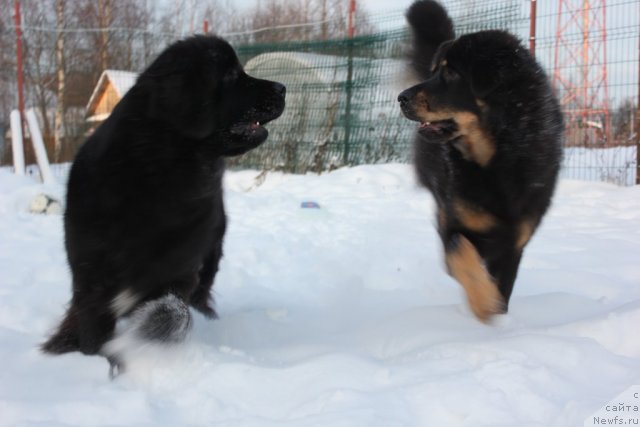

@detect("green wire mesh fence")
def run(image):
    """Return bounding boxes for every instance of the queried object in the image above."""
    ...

[226,0,525,173]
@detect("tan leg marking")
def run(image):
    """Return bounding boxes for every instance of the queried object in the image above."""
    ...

[446,236,505,322]
[516,220,536,250]
[453,199,497,233]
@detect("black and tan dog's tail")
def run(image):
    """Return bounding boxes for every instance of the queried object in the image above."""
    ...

[407,0,455,80]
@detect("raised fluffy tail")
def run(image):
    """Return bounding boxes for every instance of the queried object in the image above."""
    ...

[407,0,455,80]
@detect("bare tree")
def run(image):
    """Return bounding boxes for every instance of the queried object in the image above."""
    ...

[240,0,375,44]
[22,0,56,145]
[0,0,16,125]
[611,98,637,145]
[97,0,112,72]
[54,0,66,162]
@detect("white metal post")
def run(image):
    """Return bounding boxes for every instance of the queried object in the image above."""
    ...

[9,110,25,175]
[25,108,56,185]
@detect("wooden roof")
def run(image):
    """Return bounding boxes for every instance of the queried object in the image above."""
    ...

[86,70,137,122]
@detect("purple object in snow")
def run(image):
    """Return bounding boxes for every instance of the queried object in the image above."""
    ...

[300,201,320,209]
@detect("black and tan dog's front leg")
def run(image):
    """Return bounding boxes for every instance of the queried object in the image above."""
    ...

[486,249,523,312]
[444,234,506,321]
[484,219,537,310]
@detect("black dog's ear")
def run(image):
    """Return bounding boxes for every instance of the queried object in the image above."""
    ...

[144,72,217,139]
[146,74,185,121]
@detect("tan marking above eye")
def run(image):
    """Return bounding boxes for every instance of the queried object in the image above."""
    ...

[441,59,448,67]
[453,198,497,232]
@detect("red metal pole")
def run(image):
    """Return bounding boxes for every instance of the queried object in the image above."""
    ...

[636,17,640,184]
[529,0,537,56]
[13,0,25,122]
[203,19,209,34]
[348,0,356,38]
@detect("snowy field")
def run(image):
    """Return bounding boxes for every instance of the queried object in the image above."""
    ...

[1,164,640,427]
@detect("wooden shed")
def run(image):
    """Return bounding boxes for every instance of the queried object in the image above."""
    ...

[85,70,138,123]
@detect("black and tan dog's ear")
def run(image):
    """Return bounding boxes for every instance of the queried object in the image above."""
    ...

[448,44,502,98]
[452,31,526,99]
[468,63,502,99]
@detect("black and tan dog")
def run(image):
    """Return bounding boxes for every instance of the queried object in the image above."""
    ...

[398,1,563,321]
[42,35,285,374]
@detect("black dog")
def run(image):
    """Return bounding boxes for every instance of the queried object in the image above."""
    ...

[42,35,285,372]
[398,1,563,321]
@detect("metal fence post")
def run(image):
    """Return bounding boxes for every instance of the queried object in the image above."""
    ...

[636,23,640,185]
[529,0,537,56]
[344,38,354,166]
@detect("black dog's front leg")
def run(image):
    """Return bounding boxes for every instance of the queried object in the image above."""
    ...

[107,355,124,380]
[76,304,118,355]
[190,223,226,318]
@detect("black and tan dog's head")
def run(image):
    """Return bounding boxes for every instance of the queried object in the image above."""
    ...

[398,29,531,165]
[137,35,286,156]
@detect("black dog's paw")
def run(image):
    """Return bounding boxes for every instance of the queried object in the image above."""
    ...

[190,291,218,319]
[107,355,124,380]
[192,301,218,319]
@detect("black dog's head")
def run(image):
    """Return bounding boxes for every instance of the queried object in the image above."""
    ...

[398,30,531,143]
[137,35,285,156]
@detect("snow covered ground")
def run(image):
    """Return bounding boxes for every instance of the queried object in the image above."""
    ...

[1,164,639,427]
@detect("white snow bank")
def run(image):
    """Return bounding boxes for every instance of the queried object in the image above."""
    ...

[1,165,639,427]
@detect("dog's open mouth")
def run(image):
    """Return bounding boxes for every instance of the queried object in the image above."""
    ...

[417,119,457,138]
[230,120,265,136]
[229,114,280,138]
[229,104,283,139]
